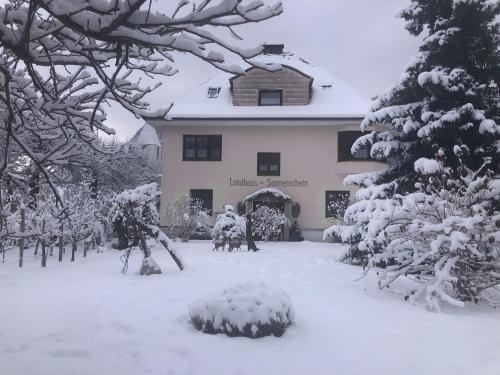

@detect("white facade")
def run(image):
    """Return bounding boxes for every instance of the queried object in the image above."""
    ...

[149,49,386,240]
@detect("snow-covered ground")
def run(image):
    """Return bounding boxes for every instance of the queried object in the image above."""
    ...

[1,241,499,375]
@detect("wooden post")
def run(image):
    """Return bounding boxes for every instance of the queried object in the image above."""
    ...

[41,221,46,267]
[58,223,63,262]
[19,207,25,268]
[159,238,184,271]
[1,236,5,264]
[71,240,76,262]
[41,240,47,267]
[140,234,150,258]
[34,238,40,255]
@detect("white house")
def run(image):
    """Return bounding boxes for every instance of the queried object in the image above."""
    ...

[129,122,161,164]
[148,45,386,241]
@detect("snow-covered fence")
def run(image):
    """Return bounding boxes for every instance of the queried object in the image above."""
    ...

[0,183,114,268]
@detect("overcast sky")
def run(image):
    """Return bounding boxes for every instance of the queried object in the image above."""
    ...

[107,0,422,141]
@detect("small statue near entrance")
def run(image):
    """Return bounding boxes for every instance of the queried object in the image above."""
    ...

[289,220,304,242]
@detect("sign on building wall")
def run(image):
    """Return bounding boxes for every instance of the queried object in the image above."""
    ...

[229,178,308,188]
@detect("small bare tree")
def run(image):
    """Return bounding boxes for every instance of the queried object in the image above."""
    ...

[165,194,210,242]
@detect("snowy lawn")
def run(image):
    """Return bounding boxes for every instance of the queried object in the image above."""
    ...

[1,241,499,375]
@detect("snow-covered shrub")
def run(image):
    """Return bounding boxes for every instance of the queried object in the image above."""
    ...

[165,194,210,242]
[363,154,500,311]
[252,205,289,241]
[212,205,246,243]
[189,282,295,338]
[139,257,162,276]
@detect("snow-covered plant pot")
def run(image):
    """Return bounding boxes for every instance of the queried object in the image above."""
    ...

[189,282,295,338]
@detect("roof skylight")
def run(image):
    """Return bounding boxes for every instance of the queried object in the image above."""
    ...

[207,87,221,98]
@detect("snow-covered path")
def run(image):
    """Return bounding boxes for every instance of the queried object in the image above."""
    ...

[1,241,499,375]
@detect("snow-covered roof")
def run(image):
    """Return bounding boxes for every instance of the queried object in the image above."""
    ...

[166,52,371,120]
[130,123,160,146]
[243,188,292,202]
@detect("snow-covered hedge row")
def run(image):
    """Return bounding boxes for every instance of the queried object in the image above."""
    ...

[189,282,295,338]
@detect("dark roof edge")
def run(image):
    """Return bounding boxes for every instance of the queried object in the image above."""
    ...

[165,116,365,121]
[229,64,313,82]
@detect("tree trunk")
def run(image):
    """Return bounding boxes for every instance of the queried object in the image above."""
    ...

[159,238,184,271]
[41,240,47,267]
[245,214,260,252]
[140,234,150,258]
[34,238,40,255]
[83,243,88,257]
[71,240,76,262]
[19,207,25,268]
[1,237,5,264]
[58,224,64,262]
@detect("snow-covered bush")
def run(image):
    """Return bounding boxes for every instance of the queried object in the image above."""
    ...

[212,205,246,243]
[165,194,210,242]
[252,205,289,241]
[362,153,500,311]
[189,282,295,338]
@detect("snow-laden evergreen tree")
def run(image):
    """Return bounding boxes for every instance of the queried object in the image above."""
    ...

[110,183,183,274]
[212,205,246,244]
[251,205,289,241]
[361,149,500,311]
[326,0,500,264]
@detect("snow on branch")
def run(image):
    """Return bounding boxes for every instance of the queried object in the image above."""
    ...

[0,0,282,206]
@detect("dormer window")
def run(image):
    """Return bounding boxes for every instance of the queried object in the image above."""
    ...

[207,87,221,98]
[259,90,282,106]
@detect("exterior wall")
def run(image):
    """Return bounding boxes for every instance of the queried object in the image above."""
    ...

[159,121,386,236]
[231,67,312,106]
[131,144,161,164]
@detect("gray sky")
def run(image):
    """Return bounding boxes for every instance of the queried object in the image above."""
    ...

[108,0,422,140]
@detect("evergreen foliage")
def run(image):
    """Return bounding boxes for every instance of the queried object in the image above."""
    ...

[327,0,500,266]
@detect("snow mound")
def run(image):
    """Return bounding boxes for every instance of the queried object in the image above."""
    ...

[139,257,162,276]
[189,282,295,338]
